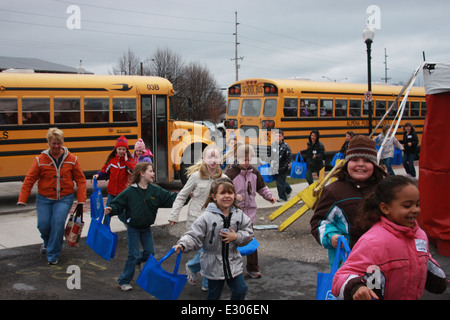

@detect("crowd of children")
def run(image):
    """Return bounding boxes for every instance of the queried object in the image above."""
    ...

[58,130,446,300]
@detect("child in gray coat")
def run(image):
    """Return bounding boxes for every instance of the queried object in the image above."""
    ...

[173,178,254,300]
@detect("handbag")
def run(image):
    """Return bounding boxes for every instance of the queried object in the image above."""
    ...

[290,153,307,179]
[331,152,345,167]
[258,161,275,183]
[90,177,104,220]
[64,205,84,247]
[86,182,117,260]
[316,236,351,300]
[136,247,188,300]
[238,238,259,256]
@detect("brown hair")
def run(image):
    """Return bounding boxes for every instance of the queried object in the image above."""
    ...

[130,162,154,184]
[203,178,240,210]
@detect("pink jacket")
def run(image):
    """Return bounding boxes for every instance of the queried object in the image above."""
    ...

[225,164,273,223]
[332,216,447,300]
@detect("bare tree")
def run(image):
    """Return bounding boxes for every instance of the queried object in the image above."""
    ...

[111,48,140,75]
[111,47,225,122]
[177,61,226,121]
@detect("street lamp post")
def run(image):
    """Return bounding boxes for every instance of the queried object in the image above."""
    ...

[363,25,375,135]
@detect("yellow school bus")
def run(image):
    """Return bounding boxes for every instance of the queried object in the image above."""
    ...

[225,78,425,162]
[0,72,212,183]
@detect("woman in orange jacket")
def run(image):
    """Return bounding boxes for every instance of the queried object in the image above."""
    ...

[18,128,86,265]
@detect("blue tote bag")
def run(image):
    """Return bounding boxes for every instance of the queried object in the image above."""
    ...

[316,236,351,300]
[86,179,118,261]
[90,177,104,219]
[137,247,188,300]
[331,152,345,167]
[238,238,259,256]
[258,161,275,183]
[290,153,307,179]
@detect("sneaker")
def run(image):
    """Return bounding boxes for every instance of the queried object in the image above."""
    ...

[40,244,47,255]
[118,284,133,291]
[185,263,197,285]
[277,199,287,203]
[245,271,262,279]
[48,259,58,265]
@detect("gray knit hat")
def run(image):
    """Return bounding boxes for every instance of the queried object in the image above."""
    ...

[345,135,377,164]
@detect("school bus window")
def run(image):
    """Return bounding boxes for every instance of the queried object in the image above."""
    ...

[403,101,410,117]
[84,98,109,123]
[113,98,136,122]
[242,99,261,117]
[0,98,18,125]
[22,98,50,124]
[320,99,332,117]
[387,100,398,118]
[263,99,277,117]
[375,100,386,117]
[349,100,361,117]
[421,102,427,117]
[335,99,347,117]
[283,98,298,117]
[228,99,239,116]
[410,101,420,117]
[54,98,80,124]
[362,101,374,117]
[301,99,317,117]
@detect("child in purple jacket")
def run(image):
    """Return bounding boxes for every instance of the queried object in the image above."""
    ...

[225,144,276,278]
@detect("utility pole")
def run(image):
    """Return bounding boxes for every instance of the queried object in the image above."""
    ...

[231,11,243,81]
[381,48,391,83]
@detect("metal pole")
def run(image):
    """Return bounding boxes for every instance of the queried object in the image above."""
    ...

[366,39,373,135]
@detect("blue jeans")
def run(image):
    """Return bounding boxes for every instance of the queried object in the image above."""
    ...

[403,152,416,177]
[274,172,292,200]
[36,193,74,263]
[207,273,247,300]
[118,225,155,285]
[187,249,208,289]
[383,157,395,175]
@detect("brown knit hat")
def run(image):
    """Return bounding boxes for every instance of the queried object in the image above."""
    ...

[345,135,377,164]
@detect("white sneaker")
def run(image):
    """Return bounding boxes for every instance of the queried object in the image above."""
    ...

[185,263,197,285]
[118,284,133,291]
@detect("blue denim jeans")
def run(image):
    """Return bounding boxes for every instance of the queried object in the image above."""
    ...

[187,249,208,288]
[403,152,416,177]
[383,157,395,175]
[274,172,292,200]
[36,193,74,263]
[118,225,155,286]
[206,273,248,300]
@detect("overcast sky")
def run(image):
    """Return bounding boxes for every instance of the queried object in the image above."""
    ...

[1,0,449,88]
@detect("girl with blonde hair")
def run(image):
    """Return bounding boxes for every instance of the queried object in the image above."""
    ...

[169,144,227,290]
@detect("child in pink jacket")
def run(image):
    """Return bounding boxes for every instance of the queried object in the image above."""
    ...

[225,144,275,278]
[332,175,447,300]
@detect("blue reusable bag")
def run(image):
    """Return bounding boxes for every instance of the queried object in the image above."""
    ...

[90,177,104,219]
[392,148,403,165]
[86,181,118,260]
[316,236,351,300]
[290,153,307,179]
[238,238,259,256]
[331,152,345,167]
[258,161,275,183]
[137,247,188,300]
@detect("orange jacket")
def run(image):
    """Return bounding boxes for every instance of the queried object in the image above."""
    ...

[18,147,87,204]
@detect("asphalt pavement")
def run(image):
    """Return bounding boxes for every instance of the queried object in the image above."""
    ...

[0,165,449,304]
